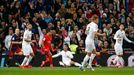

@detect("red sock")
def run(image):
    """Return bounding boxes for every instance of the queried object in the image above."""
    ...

[44,59,49,63]
[49,55,53,65]
[44,55,49,63]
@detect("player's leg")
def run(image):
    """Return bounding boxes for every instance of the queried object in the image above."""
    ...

[40,54,49,67]
[116,55,123,68]
[86,44,96,71]
[118,57,124,68]
[81,43,92,68]
[20,55,29,68]
[82,53,90,66]
[116,48,123,68]
[86,53,95,71]
[48,52,53,68]
[113,45,122,66]
[25,53,34,68]
[20,46,29,68]
[7,50,14,67]
[88,49,96,67]
[70,61,82,67]
[41,51,52,67]
[59,61,65,66]
[24,46,34,68]
[80,53,91,71]
[113,55,119,64]
[14,48,23,66]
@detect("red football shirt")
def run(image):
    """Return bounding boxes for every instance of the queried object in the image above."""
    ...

[42,34,52,52]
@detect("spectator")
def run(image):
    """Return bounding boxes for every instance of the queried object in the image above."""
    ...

[62,28,70,46]
[103,23,113,37]
[4,27,14,50]
[100,40,109,66]
[57,4,67,18]
[69,26,81,42]
[76,40,85,54]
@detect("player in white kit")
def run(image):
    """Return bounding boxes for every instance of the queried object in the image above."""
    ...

[20,24,34,68]
[113,24,134,68]
[81,15,105,71]
[52,44,82,68]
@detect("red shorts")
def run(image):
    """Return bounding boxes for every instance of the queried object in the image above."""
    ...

[9,47,21,57]
[41,47,50,52]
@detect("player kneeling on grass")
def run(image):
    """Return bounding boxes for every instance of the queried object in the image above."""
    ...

[52,44,82,68]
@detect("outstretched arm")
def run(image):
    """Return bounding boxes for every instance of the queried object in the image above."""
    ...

[52,52,62,58]
[123,32,132,43]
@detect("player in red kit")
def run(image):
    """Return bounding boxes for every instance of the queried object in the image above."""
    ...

[40,28,53,68]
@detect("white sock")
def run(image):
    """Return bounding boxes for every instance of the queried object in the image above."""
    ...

[82,55,90,67]
[59,61,65,66]
[88,54,96,66]
[116,60,120,66]
[118,57,123,66]
[21,57,28,66]
[113,55,119,64]
[74,62,82,67]
[25,56,33,65]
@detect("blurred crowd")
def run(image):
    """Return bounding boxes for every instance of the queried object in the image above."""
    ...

[0,0,134,63]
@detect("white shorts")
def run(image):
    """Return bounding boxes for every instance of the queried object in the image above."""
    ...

[22,44,33,56]
[114,44,123,55]
[63,60,71,66]
[85,41,95,53]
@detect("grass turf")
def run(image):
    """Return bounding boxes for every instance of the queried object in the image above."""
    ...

[0,67,134,75]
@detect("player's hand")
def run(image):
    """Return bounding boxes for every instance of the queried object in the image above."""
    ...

[19,42,22,44]
[130,42,134,44]
[102,33,106,36]
[32,40,36,42]
[36,23,39,26]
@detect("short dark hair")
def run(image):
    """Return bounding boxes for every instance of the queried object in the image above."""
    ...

[46,27,54,33]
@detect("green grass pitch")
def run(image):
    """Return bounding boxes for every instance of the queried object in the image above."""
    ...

[0,67,134,75]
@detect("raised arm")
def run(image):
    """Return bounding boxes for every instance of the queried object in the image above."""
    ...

[37,23,43,36]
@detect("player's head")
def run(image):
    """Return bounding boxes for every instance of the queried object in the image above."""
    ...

[46,28,53,36]
[63,44,70,51]
[42,29,46,34]
[15,28,20,35]
[91,15,99,24]
[8,27,13,35]
[27,23,32,30]
[119,24,124,30]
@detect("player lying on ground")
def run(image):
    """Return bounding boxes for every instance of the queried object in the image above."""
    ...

[112,24,134,68]
[52,44,82,68]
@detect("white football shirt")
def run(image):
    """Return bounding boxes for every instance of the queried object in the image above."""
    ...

[114,29,132,46]
[22,29,32,45]
[85,22,98,42]
[52,50,73,63]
